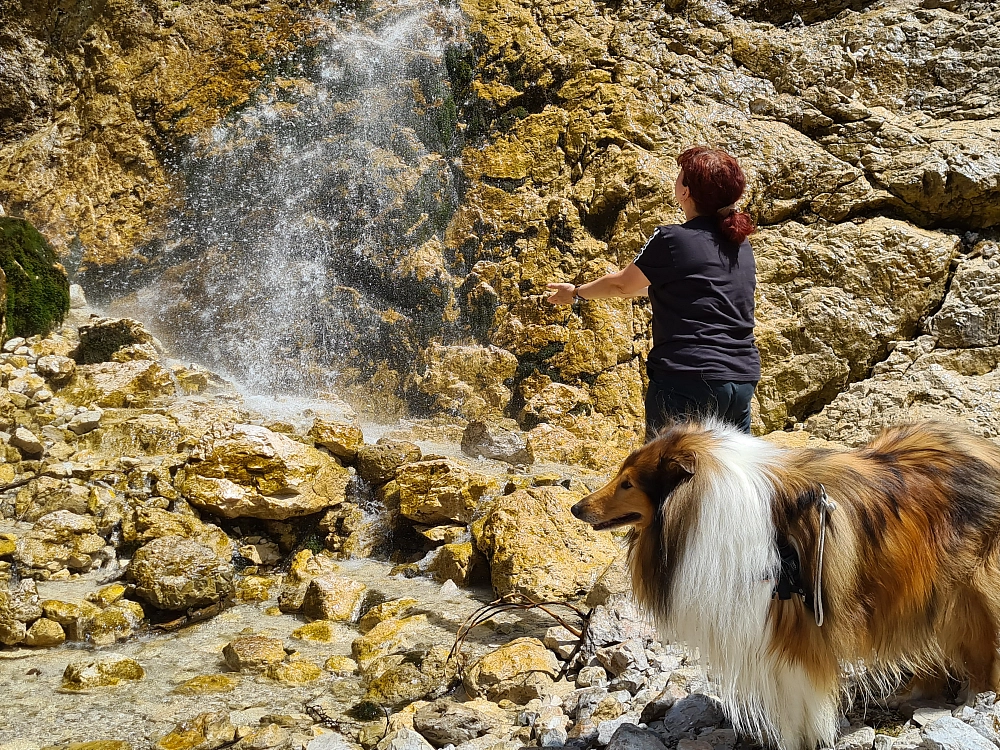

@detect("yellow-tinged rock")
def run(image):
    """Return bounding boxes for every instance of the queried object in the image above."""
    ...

[323,655,358,674]
[396,459,500,525]
[83,605,140,646]
[291,620,337,642]
[23,617,66,647]
[351,615,428,667]
[235,575,276,602]
[62,655,145,689]
[0,533,15,557]
[172,674,240,695]
[474,486,618,600]
[42,598,100,625]
[153,711,234,750]
[463,637,560,703]
[222,635,287,672]
[60,360,176,409]
[301,573,367,622]
[265,660,323,685]
[62,743,133,750]
[429,541,484,586]
[182,423,351,520]
[358,598,419,633]
[286,549,341,584]
[309,418,364,461]
[87,583,127,608]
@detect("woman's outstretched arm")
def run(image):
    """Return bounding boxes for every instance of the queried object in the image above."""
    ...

[546,263,651,305]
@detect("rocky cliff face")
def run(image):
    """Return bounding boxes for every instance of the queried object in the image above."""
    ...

[447,0,1000,434]
[2,0,999,440]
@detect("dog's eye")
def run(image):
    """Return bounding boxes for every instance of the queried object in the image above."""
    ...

[620,480,633,490]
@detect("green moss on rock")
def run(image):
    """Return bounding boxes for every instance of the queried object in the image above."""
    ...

[0,217,70,339]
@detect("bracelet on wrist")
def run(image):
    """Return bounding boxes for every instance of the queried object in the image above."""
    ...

[573,286,586,303]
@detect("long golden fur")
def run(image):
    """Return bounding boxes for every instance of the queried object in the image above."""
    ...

[572,419,1000,749]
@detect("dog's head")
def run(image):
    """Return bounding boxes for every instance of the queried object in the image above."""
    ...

[571,422,711,532]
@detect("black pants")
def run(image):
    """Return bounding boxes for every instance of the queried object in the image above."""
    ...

[645,369,756,440]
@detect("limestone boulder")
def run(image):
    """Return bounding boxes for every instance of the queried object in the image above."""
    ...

[301,573,367,622]
[0,588,27,645]
[396,459,500,525]
[153,712,235,750]
[474,486,618,600]
[363,644,456,708]
[359,598,419,633]
[182,423,351,520]
[413,699,509,747]
[128,535,234,611]
[352,614,429,667]
[355,439,422,485]
[223,635,287,672]
[461,421,533,465]
[62,654,145,689]
[15,512,110,575]
[36,355,76,384]
[413,343,518,420]
[74,317,159,365]
[463,637,561,703]
[59,360,176,409]
[23,616,66,646]
[309,417,364,461]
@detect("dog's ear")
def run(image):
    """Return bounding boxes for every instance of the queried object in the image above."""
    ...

[659,449,696,477]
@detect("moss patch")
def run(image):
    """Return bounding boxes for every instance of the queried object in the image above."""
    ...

[0,217,70,339]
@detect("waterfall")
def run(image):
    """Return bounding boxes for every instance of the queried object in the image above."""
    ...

[110,0,466,401]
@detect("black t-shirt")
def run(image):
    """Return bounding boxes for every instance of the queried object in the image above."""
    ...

[633,216,760,382]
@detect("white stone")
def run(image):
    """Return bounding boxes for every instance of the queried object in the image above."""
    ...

[67,409,103,435]
[836,726,875,750]
[922,716,995,750]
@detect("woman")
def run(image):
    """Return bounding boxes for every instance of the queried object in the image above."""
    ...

[546,146,759,439]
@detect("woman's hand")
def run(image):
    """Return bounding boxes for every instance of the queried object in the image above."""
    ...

[546,282,576,305]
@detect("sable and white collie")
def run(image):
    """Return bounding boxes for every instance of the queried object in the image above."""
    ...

[571,419,1000,750]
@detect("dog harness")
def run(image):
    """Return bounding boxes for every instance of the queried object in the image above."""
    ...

[772,536,807,603]
[772,484,837,627]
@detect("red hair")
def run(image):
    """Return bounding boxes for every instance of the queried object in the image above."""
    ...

[677,147,756,244]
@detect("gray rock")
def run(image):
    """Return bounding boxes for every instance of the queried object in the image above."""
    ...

[638,682,687,724]
[307,734,360,750]
[581,600,657,660]
[535,706,570,747]
[911,707,952,727]
[413,701,503,747]
[545,625,579,660]
[922,716,995,750]
[609,669,646,695]
[460,421,533,465]
[874,734,896,750]
[3,338,25,353]
[836,726,875,750]
[376,729,436,750]
[597,717,642,747]
[597,639,650,677]
[656,694,726,746]
[604,724,667,750]
[576,666,608,688]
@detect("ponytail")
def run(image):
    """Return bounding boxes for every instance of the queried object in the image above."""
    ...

[719,210,756,245]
